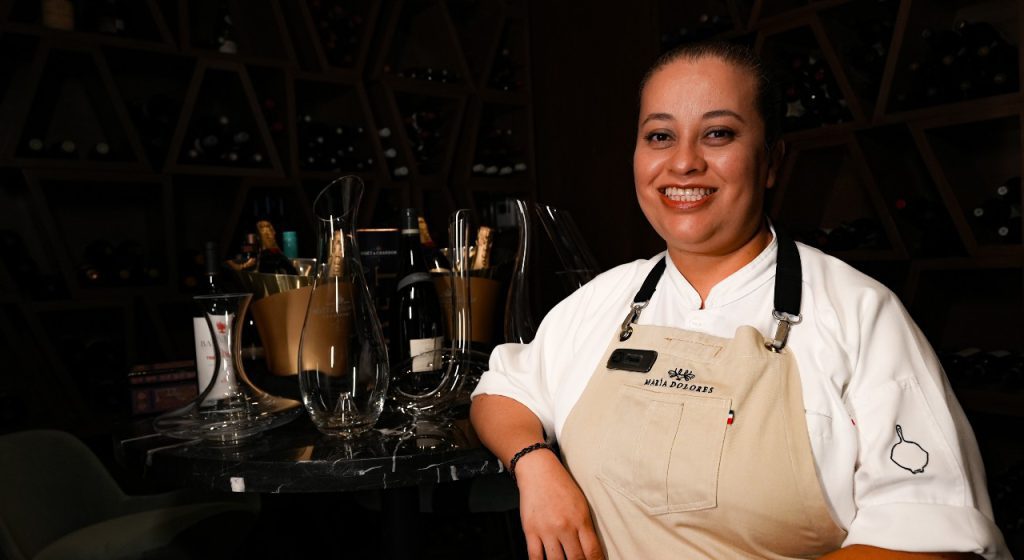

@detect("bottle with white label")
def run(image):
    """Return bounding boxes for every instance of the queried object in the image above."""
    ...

[192,241,235,397]
[392,208,445,383]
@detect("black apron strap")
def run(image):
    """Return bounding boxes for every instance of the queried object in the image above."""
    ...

[619,258,666,341]
[766,226,802,352]
[618,226,803,349]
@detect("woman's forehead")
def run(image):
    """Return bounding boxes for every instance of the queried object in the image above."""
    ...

[641,56,758,109]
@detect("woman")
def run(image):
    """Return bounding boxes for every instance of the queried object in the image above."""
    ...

[470,42,1009,560]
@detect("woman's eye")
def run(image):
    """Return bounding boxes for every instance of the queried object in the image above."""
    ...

[644,131,672,143]
[706,129,735,141]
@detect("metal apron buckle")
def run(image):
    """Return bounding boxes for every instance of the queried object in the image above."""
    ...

[765,310,802,352]
[619,301,649,341]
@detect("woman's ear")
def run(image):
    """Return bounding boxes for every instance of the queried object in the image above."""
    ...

[766,140,786,189]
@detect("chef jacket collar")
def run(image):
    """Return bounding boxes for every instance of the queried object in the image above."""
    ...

[663,222,780,310]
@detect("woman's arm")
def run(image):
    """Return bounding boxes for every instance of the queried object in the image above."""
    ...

[820,544,982,558]
[471,394,604,560]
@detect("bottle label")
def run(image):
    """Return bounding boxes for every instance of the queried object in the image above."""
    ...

[409,336,444,372]
[193,314,237,399]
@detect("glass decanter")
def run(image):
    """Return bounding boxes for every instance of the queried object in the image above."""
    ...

[297,176,390,437]
[389,209,485,419]
[154,292,301,444]
[535,203,602,293]
[504,198,538,344]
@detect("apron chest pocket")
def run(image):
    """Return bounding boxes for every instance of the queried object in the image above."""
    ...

[597,385,731,515]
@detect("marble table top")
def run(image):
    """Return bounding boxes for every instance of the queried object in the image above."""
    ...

[118,409,507,494]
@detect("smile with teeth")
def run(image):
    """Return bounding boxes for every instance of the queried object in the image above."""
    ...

[661,186,716,202]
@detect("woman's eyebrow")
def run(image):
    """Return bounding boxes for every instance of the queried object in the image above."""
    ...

[703,109,744,122]
[640,112,674,126]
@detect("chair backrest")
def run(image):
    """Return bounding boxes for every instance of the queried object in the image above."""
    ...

[0,429,126,559]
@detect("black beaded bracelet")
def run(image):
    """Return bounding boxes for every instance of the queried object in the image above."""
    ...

[509,442,551,481]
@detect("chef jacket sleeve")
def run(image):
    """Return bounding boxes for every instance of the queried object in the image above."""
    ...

[471,281,596,441]
[843,290,1010,559]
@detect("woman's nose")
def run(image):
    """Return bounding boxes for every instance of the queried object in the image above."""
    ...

[670,139,706,175]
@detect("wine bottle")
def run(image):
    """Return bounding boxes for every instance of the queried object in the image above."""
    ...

[256,220,298,275]
[113,239,144,285]
[92,0,125,35]
[24,137,45,156]
[79,239,115,287]
[90,141,112,160]
[192,241,235,395]
[216,3,238,54]
[41,0,74,30]
[50,139,78,159]
[393,208,445,375]
[972,177,1022,243]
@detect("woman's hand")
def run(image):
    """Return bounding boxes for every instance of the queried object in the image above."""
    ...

[470,395,604,559]
[515,448,604,560]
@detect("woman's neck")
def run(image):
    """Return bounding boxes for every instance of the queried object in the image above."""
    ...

[667,222,773,308]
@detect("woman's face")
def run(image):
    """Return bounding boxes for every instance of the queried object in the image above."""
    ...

[634,56,778,258]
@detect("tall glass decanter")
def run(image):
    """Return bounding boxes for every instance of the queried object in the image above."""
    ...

[297,176,389,437]
[154,292,301,444]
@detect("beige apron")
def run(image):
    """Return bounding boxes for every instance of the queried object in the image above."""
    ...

[559,243,847,559]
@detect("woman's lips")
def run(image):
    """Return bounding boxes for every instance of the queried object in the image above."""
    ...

[659,186,716,208]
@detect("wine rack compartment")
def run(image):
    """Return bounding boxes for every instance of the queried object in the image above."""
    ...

[885,0,1019,114]
[918,114,1022,250]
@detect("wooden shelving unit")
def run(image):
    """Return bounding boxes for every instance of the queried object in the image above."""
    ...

[0,0,536,433]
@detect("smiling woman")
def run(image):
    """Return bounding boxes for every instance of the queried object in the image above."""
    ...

[470,41,1010,560]
[634,54,778,301]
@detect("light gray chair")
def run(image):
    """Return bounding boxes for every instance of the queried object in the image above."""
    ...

[0,429,260,560]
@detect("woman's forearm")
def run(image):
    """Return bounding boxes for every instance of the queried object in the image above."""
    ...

[470,394,548,468]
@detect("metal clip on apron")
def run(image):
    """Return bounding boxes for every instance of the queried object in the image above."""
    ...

[619,228,803,351]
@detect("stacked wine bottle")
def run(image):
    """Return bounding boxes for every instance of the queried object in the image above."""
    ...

[659,12,733,51]
[989,461,1024,541]
[940,348,1024,392]
[297,113,375,173]
[970,176,1021,244]
[402,109,444,175]
[78,238,163,288]
[183,114,265,166]
[894,19,1019,110]
[308,0,366,68]
[793,217,887,253]
[781,51,851,132]
[395,67,460,84]
[471,126,528,177]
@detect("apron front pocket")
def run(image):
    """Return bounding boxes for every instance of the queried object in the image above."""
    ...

[597,384,731,515]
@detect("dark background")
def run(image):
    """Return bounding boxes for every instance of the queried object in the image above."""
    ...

[0,0,1022,557]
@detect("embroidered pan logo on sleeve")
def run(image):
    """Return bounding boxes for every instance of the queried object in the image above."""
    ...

[890,424,929,474]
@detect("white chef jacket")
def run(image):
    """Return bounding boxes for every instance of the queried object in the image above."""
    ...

[472,235,1010,559]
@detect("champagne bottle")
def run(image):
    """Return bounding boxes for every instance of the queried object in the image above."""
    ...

[393,208,445,376]
[471,225,493,271]
[256,220,298,275]
[418,216,449,272]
